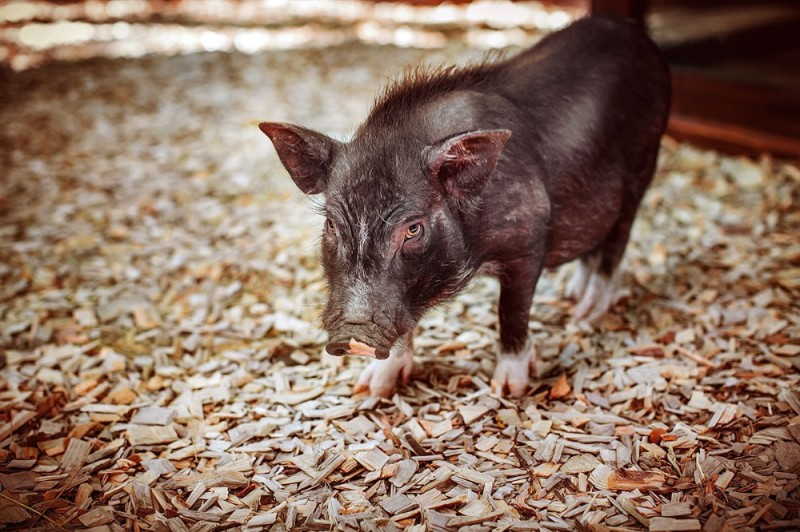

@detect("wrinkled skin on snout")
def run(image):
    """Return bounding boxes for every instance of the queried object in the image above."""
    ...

[259,122,509,375]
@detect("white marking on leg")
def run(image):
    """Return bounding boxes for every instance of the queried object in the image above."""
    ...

[565,260,591,301]
[354,334,413,397]
[491,341,536,397]
[566,254,601,301]
[573,270,620,321]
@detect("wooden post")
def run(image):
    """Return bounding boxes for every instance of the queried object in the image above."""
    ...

[590,0,647,25]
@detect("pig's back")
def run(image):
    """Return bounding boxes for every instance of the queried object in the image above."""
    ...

[472,15,671,267]
[494,14,670,166]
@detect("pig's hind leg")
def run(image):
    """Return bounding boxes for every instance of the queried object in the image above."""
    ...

[569,158,657,321]
[569,253,621,321]
[353,332,414,397]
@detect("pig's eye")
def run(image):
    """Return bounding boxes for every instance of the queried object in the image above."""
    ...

[404,223,422,240]
[325,219,336,235]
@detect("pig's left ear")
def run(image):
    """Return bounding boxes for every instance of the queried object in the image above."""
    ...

[425,129,511,200]
[258,122,340,195]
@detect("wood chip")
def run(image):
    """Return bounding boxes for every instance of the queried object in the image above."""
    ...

[78,507,115,527]
[533,462,561,477]
[130,406,176,426]
[607,469,668,491]
[715,471,735,490]
[62,439,92,470]
[0,411,36,441]
[380,493,417,515]
[459,405,489,424]
[561,454,601,474]
[549,374,571,399]
[354,448,389,472]
[447,509,505,527]
[126,425,179,446]
[649,517,702,531]
[142,458,177,476]
[389,459,418,487]
[663,502,693,517]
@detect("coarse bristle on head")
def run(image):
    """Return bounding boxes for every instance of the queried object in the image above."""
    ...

[361,54,508,131]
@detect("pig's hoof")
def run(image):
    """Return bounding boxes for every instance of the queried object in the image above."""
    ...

[491,345,537,397]
[353,347,413,398]
[573,271,620,321]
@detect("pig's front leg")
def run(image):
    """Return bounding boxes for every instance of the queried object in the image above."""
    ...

[491,258,542,397]
[353,332,414,397]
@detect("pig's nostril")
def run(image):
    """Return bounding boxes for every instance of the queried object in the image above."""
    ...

[325,342,350,357]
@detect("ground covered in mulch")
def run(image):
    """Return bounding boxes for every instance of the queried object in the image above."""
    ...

[1,41,799,531]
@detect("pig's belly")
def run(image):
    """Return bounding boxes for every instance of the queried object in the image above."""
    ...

[544,234,603,267]
[542,199,620,268]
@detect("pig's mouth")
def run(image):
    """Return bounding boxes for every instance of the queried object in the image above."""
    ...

[322,306,410,361]
[325,336,392,360]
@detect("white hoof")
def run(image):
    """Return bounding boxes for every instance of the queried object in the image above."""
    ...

[565,260,591,301]
[573,271,620,321]
[353,336,413,397]
[491,343,536,397]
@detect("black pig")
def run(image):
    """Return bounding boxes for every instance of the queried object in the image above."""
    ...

[259,15,670,397]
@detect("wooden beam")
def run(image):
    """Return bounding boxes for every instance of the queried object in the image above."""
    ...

[668,115,800,159]
[668,67,800,157]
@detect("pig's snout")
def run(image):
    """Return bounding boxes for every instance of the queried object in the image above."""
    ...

[322,284,406,361]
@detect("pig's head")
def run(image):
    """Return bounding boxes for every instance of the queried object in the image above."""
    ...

[259,121,510,359]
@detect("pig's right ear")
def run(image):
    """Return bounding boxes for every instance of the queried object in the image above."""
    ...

[258,122,339,195]
[425,129,511,200]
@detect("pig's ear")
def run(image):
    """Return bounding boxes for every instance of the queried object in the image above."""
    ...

[259,122,339,195]
[426,129,511,200]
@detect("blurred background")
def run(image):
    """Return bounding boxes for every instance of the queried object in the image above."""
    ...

[2,0,799,157]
